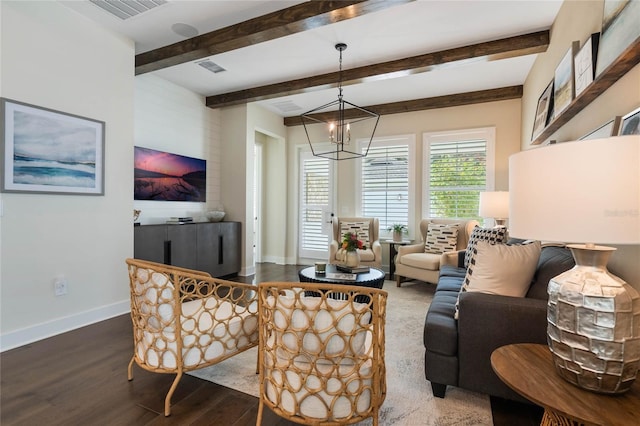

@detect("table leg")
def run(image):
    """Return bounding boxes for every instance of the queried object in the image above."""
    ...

[389,243,397,279]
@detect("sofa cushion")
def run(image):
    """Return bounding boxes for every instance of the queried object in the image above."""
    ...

[526,245,575,299]
[424,290,460,356]
[340,220,370,247]
[463,226,507,268]
[399,252,441,271]
[439,265,467,279]
[424,223,459,254]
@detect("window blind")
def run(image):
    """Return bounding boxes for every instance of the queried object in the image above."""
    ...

[300,157,330,251]
[361,144,409,231]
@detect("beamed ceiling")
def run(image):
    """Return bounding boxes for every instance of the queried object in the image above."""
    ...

[64,0,564,125]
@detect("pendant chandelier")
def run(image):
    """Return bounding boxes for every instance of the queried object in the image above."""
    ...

[301,43,380,160]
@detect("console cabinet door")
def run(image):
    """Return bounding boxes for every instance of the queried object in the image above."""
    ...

[134,225,167,263]
[196,223,220,276]
[167,224,198,270]
[217,222,241,277]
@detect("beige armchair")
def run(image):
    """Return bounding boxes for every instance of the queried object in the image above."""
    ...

[125,258,259,416]
[395,218,479,286]
[256,281,388,426]
[329,217,382,268]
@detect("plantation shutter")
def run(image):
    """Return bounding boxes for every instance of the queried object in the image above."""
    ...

[300,155,332,256]
[427,139,486,218]
[361,144,409,231]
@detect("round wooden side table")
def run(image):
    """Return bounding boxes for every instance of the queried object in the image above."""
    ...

[491,343,640,426]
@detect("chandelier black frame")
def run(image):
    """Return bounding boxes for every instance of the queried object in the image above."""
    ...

[301,43,380,160]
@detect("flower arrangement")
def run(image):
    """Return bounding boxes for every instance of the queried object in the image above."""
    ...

[342,232,366,252]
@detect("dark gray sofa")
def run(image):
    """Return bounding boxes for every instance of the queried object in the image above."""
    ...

[423,245,575,402]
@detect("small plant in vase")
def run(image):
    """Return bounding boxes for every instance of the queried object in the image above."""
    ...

[388,224,407,242]
[341,232,366,267]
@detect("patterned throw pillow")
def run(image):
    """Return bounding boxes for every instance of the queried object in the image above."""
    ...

[340,221,370,247]
[424,223,459,254]
[463,226,507,268]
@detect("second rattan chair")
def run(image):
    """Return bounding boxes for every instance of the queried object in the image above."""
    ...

[256,281,388,425]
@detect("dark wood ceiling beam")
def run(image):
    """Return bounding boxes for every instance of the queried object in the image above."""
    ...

[283,86,523,126]
[207,31,548,109]
[135,0,414,75]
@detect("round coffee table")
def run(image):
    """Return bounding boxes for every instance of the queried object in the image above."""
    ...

[298,264,385,289]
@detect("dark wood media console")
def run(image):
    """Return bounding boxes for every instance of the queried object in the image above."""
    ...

[134,221,241,278]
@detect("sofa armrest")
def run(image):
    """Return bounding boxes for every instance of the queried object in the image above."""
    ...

[371,240,382,262]
[457,291,548,400]
[440,250,465,268]
[329,240,340,263]
[397,243,424,257]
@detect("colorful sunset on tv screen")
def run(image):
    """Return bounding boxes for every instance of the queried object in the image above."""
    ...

[134,146,206,202]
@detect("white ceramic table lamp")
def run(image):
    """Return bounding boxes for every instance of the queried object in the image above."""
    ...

[478,191,509,227]
[508,135,640,394]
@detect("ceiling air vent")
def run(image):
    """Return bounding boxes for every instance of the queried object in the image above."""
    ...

[89,0,168,20]
[270,100,302,113]
[196,60,226,74]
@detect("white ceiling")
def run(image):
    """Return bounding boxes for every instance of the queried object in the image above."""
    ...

[61,0,564,117]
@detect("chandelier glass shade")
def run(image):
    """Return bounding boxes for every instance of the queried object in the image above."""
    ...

[301,43,380,160]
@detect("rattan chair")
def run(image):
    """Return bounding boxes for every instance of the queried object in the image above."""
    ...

[256,281,388,426]
[125,258,259,416]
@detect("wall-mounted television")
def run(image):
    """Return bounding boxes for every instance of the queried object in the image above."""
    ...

[134,146,206,202]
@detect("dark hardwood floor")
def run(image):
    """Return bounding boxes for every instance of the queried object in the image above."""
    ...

[0,263,541,425]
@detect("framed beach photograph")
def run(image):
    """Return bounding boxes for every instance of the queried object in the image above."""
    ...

[619,106,640,135]
[578,116,621,140]
[554,41,579,117]
[574,33,600,97]
[595,0,640,77]
[1,98,105,195]
[531,80,554,141]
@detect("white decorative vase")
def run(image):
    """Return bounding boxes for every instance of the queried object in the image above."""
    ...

[547,245,640,394]
[393,230,403,242]
[345,250,360,267]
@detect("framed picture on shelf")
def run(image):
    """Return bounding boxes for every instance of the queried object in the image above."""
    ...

[595,0,640,77]
[0,98,105,195]
[554,41,579,117]
[531,80,554,141]
[618,106,640,135]
[578,116,621,140]
[574,33,600,97]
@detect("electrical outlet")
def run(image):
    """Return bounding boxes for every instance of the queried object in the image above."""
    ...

[54,277,68,296]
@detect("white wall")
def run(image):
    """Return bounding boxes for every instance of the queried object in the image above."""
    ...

[134,74,221,224]
[0,1,134,350]
[521,0,640,289]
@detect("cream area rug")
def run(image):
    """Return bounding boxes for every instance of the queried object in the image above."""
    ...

[188,280,492,425]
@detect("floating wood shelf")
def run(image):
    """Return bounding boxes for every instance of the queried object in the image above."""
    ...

[531,38,640,145]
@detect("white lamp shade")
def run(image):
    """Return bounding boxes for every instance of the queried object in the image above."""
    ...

[508,135,640,244]
[478,191,509,219]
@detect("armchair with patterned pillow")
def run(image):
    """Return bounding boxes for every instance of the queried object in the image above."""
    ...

[329,217,382,268]
[395,218,479,287]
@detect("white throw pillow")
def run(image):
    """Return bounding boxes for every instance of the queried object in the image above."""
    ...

[455,240,541,319]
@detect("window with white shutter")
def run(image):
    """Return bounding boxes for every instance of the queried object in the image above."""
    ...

[357,135,415,237]
[299,151,334,259]
[423,128,495,219]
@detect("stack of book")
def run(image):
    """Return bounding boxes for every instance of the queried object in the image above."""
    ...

[166,216,194,224]
[336,264,370,274]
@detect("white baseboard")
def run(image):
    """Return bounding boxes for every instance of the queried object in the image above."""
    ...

[0,300,130,352]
